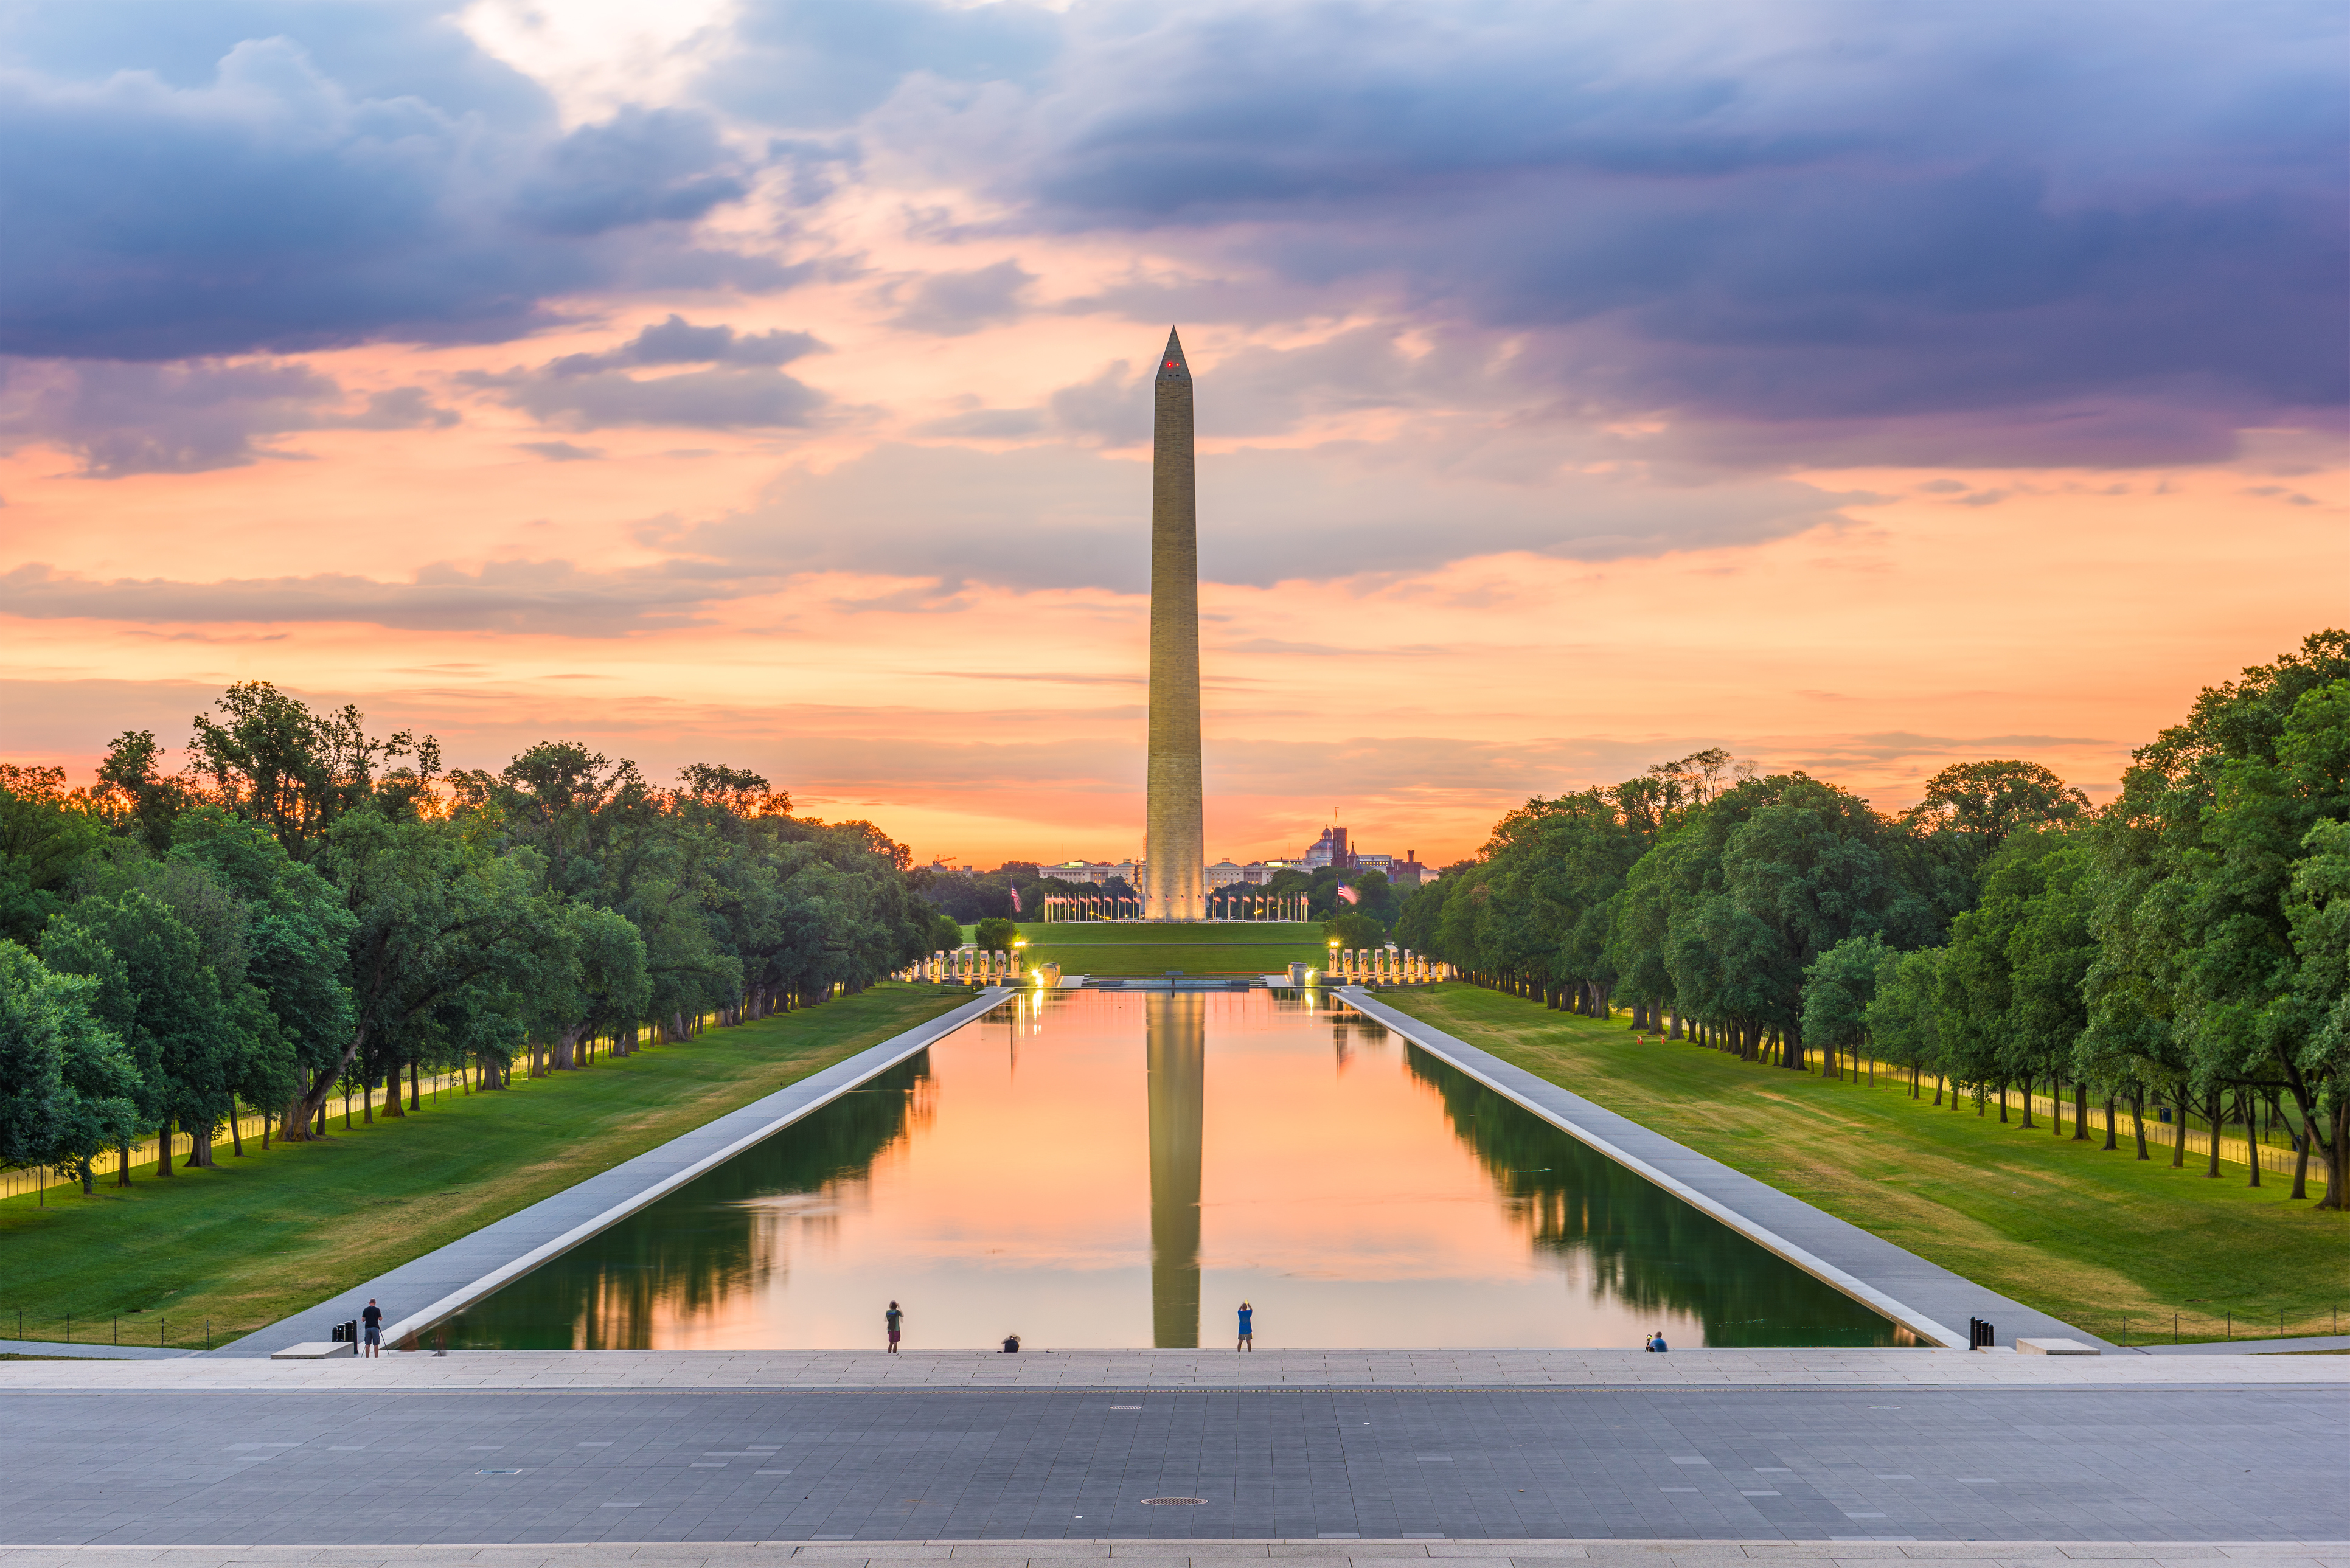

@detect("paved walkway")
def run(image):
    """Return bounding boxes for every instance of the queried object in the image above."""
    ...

[5,1384,2346,1543]
[217,992,1012,1358]
[1341,993,2097,1350]
[2,1546,2344,1566]
[0,1339,195,1361]
[2129,1334,2350,1356]
[8,1347,2350,1392]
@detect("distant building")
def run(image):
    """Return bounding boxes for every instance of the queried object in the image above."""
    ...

[1041,859,1138,887]
[1302,825,1354,869]
[1389,851,1436,889]
[1355,853,1394,875]
[928,861,976,877]
[1206,859,1249,888]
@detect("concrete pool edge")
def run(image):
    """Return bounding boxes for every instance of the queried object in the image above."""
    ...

[12,1542,2350,1559]
[1340,988,2105,1353]
[217,987,1015,1359]
[17,1345,2350,1391]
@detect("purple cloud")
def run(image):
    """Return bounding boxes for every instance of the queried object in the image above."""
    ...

[916,0,2348,462]
[0,357,457,476]
[459,318,830,430]
[0,24,769,359]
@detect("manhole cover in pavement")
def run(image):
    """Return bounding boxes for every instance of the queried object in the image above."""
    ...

[1142,1496,1208,1505]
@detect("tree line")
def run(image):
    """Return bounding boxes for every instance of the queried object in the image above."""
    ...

[1395,631,2350,1207]
[0,683,959,1191]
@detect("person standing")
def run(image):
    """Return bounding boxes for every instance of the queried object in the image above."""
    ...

[885,1301,903,1353]
[360,1299,383,1358]
[1236,1301,1253,1351]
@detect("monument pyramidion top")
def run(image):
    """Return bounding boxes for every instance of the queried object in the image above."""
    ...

[1156,327,1189,383]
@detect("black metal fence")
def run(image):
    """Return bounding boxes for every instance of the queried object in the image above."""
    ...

[4,1308,232,1352]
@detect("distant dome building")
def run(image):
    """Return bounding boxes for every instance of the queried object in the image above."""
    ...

[1302,825,1354,870]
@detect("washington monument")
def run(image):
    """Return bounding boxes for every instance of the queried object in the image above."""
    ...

[1145,328,1205,921]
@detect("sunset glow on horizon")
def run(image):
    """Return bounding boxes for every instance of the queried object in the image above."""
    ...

[2,0,2341,867]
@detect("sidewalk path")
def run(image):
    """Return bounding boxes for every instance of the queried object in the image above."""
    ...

[1342,991,2098,1350]
[9,1347,2350,1392]
[4,1544,2348,1565]
[0,1339,196,1361]
[4,1382,2346,1543]
[2128,1334,2350,1356]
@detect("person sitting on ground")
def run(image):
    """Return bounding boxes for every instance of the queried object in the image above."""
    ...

[1649,1329,1669,1352]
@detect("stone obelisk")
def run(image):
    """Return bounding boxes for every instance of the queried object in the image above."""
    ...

[1145,328,1205,921]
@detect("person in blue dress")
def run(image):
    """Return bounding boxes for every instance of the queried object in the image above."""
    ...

[1237,1302,1254,1351]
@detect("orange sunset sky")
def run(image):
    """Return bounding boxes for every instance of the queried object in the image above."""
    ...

[2,0,2342,867]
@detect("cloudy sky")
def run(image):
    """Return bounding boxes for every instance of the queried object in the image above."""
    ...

[1,0,2341,866]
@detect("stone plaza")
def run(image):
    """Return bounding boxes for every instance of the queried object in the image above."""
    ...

[7,1348,2350,1545]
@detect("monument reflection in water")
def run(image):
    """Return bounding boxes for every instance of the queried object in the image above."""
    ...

[445,990,1902,1350]
[1147,993,1205,1347]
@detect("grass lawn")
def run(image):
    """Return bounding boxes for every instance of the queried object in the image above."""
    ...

[0,983,970,1348]
[1382,985,2350,1346]
[997,920,1332,976]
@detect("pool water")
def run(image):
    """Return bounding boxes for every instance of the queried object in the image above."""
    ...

[445,989,1902,1350]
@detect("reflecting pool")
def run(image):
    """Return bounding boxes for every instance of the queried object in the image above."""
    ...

[445,990,1903,1350]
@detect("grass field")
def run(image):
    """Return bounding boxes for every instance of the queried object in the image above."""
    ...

[1381,985,2350,1346]
[0,983,968,1348]
[996,920,1332,976]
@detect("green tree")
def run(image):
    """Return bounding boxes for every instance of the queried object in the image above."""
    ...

[1343,869,1401,924]
[1903,758,2091,897]
[1507,793,1647,1015]
[2008,836,2099,1139]
[1801,933,1888,1080]
[2085,634,2350,1199]
[1619,774,1939,1069]
[523,899,652,1072]
[1865,946,1945,1097]
[457,746,729,1039]
[187,682,437,859]
[167,808,355,1125]
[2183,675,2350,1193]
[1392,876,1455,956]
[0,942,144,1189]
[43,887,246,1176]
[297,809,557,1135]
[91,731,189,854]
[1936,829,2086,1125]
[0,765,108,945]
[973,915,1019,951]
[2286,818,2350,1197]
[1325,910,1385,951]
